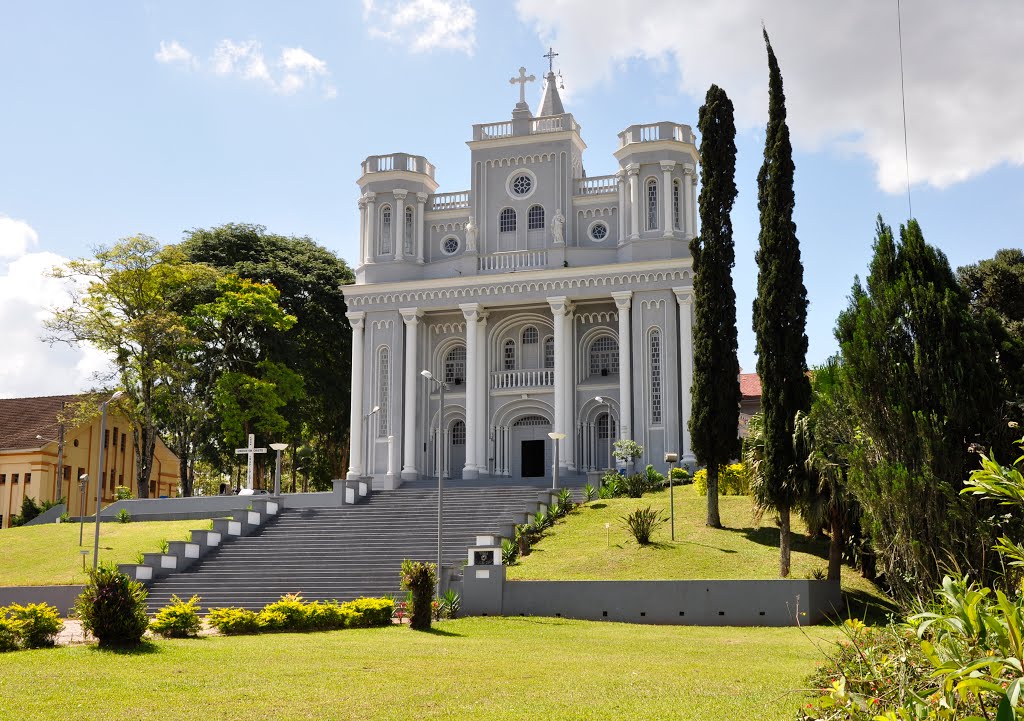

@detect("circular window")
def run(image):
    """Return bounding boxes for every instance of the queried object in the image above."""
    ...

[505,168,537,200]
[589,221,609,242]
[73,439,80,448]
[441,235,460,255]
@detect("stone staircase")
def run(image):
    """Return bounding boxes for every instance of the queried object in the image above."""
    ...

[145,485,556,611]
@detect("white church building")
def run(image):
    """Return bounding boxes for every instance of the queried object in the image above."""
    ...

[342,59,698,486]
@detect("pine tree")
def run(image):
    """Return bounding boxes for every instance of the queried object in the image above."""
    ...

[690,84,741,529]
[752,29,811,577]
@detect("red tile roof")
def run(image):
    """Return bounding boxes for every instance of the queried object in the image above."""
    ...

[0,394,86,451]
[739,373,762,398]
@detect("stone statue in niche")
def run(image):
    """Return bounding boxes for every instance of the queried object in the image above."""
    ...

[465,217,478,251]
[551,208,565,245]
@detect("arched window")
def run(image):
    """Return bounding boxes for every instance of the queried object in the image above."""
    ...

[379,205,392,254]
[527,205,545,231]
[445,345,466,385]
[649,329,662,425]
[645,179,659,231]
[588,336,619,376]
[673,179,682,230]
[499,208,517,233]
[597,412,616,439]
[543,336,554,369]
[503,339,516,371]
[451,421,466,446]
[522,326,538,344]
[404,206,414,255]
[376,346,390,436]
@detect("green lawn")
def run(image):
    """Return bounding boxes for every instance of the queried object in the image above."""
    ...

[0,618,837,720]
[509,488,891,612]
[0,520,198,586]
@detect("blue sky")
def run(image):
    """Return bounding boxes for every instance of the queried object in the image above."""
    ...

[2,1,1023,397]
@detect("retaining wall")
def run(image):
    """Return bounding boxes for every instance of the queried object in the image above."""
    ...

[0,586,84,616]
[97,490,346,522]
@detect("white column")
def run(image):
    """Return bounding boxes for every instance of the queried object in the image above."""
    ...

[358,197,367,267]
[365,192,376,264]
[400,308,422,480]
[674,289,696,464]
[502,427,510,475]
[548,297,569,471]
[346,312,366,479]
[661,161,675,237]
[563,304,576,471]
[626,164,640,240]
[684,167,696,238]
[611,292,633,446]
[394,189,407,260]
[615,170,626,245]
[476,312,488,473]
[460,303,481,478]
[386,435,396,482]
[415,192,427,264]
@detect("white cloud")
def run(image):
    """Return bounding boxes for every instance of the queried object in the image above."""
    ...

[157,40,336,98]
[0,215,38,259]
[154,40,198,69]
[364,0,476,55]
[0,217,113,399]
[515,0,1024,192]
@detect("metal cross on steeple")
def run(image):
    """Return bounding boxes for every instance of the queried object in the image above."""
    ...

[543,47,559,74]
[509,66,536,105]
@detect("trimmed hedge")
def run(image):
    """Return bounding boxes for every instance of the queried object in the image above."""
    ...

[206,594,394,635]
[693,463,748,496]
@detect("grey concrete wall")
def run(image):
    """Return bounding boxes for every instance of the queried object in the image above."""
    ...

[23,503,67,526]
[0,586,84,616]
[462,566,842,626]
[95,491,344,521]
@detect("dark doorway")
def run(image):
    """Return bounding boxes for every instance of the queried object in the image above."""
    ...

[521,440,545,477]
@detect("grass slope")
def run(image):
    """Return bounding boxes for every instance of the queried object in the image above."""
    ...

[0,520,197,586]
[0,618,837,720]
[509,488,889,611]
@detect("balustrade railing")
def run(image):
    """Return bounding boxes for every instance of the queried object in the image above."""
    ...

[473,113,580,141]
[491,369,555,390]
[429,191,470,211]
[477,249,548,273]
[361,153,436,179]
[617,122,695,148]
[475,121,514,140]
[576,175,618,196]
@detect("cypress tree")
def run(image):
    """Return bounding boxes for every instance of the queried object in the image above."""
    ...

[752,29,811,577]
[690,84,741,529]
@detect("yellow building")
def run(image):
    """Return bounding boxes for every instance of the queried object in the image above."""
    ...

[0,394,179,528]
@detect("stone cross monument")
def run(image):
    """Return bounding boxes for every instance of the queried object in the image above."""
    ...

[234,434,267,491]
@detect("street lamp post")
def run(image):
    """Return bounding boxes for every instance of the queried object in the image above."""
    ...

[421,369,446,595]
[270,443,288,496]
[595,396,614,471]
[665,452,679,541]
[94,390,124,570]
[363,405,381,479]
[547,431,567,490]
[78,474,88,546]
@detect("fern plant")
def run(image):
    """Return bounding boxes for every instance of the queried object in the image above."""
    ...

[621,506,667,545]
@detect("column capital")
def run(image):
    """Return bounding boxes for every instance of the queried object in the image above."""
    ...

[673,288,693,306]
[547,295,571,315]
[659,160,677,172]
[625,163,640,176]
[358,197,367,209]
[458,302,482,322]
[615,168,626,180]
[399,307,423,324]
[393,188,408,200]
[610,290,633,310]
[346,311,366,330]
[365,191,377,202]
[682,165,697,178]
[416,191,428,204]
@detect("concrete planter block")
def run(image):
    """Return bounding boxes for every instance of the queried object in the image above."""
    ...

[495,522,517,540]
[230,510,263,536]
[250,499,280,517]
[190,529,221,551]
[475,535,499,547]
[141,554,178,578]
[117,564,153,582]
[166,541,201,569]
[212,518,242,538]
[510,511,532,526]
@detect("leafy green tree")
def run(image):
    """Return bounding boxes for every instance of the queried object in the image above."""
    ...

[690,83,741,529]
[178,224,354,487]
[46,236,205,497]
[751,29,812,577]
[835,216,1010,604]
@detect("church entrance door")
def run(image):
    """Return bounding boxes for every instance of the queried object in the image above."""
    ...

[521,440,545,477]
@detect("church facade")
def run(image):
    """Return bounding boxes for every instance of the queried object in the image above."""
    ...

[341,63,698,486]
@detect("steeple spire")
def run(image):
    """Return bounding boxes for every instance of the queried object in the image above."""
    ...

[538,47,565,117]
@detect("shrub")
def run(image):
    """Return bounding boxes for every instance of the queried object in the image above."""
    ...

[645,464,665,488]
[158,539,169,554]
[621,506,667,545]
[0,616,22,652]
[693,463,747,496]
[58,513,70,523]
[600,471,624,497]
[583,483,596,502]
[556,488,574,514]
[74,563,149,647]
[620,472,651,498]
[670,467,691,484]
[260,593,311,630]
[116,509,131,524]
[6,603,63,648]
[114,485,133,500]
[340,597,394,628]
[305,601,356,630]
[149,595,202,638]
[501,537,518,565]
[439,588,461,619]
[400,560,437,631]
[256,608,289,631]
[206,607,262,635]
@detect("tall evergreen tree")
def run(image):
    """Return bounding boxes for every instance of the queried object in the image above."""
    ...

[752,29,812,577]
[690,83,741,529]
